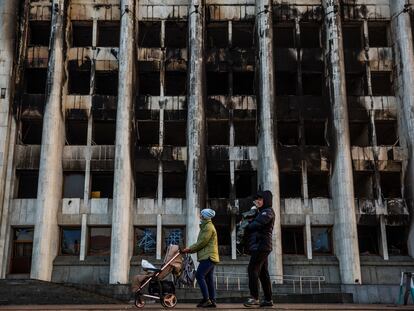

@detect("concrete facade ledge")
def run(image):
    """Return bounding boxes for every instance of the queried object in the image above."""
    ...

[53,256,110,266]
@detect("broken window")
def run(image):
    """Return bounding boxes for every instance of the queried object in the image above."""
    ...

[215,214,231,255]
[17,170,39,198]
[276,72,296,95]
[165,71,187,96]
[29,21,50,46]
[349,122,370,146]
[68,61,91,95]
[346,73,367,96]
[91,172,114,198]
[136,172,158,198]
[92,120,116,145]
[10,228,33,274]
[88,227,111,256]
[311,227,332,254]
[25,68,47,94]
[72,21,93,47]
[95,71,118,96]
[232,22,254,48]
[300,23,320,48]
[138,21,161,48]
[234,120,256,146]
[60,227,81,255]
[302,73,323,96]
[274,24,295,48]
[353,171,375,199]
[380,171,402,199]
[280,172,302,198]
[308,172,330,198]
[163,227,185,253]
[163,172,186,198]
[207,22,228,48]
[164,120,186,146]
[342,24,363,49]
[165,21,187,48]
[368,22,389,47]
[208,120,229,145]
[235,171,257,198]
[304,121,326,146]
[375,120,398,146]
[277,121,298,145]
[137,121,159,146]
[233,71,255,95]
[135,227,156,255]
[97,21,120,47]
[21,118,43,144]
[65,119,87,145]
[208,171,230,198]
[386,226,408,256]
[138,72,160,96]
[358,225,379,255]
[63,173,85,198]
[371,72,394,96]
[282,226,305,255]
[206,72,228,96]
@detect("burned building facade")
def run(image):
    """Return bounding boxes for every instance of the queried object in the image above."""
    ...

[0,0,414,303]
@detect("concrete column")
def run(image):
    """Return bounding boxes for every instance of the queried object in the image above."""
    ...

[390,0,414,257]
[255,0,283,281]
[31,0,67,281]
[185,0,206,247]
[0,0,19,277]
[322,0,361,284]
[109,0,136,284]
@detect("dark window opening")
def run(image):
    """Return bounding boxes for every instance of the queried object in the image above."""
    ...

[346,73,367,96]
[308,172,330,198]
[208,171,230,198]
[163,227,185,253]
[165,71,187,96]
[66,119,87,145]
[21,119,43,144]
[233,72,255,95]
[343,24,363,49]
[137,121,159,146]
[29,21,51,46]
[349,122,370,147]
[72,21,93,47]
[165,21,187,48]
[368,23,389,47]
[207,22,228,48]
[380,172,402,199]
[234,120,256,146]
[95,71,118,96]
[136,172,158,198]
[311,227,332,254]
[10,228,33,274]
[215,215,231,255]
[302,73,323,96]
[138,21,161,48]
[60,227,81,255]
[68,61,91,95]
[92,120,116,145]
[232,22,254,48]
[353,171,375,199]
[300,24,320,48]
[135,227,156,255]
[371,72,394,96]
[138,72,160,96]
[235,171,257,198]
[280,172,302,198]
[88,227,111,256]
[91,172,114,198]
[375,120,398,146]
[358,225,379,255]
[208,120,229,145]
[17,170,39,199]
[25,68,47,94]
[164,121,186,146]
[63,173,85,198]
[97,21,120,47]
[274,25,295,48]
[277,122,298,145]
[387,226,408,256]
[276,72,296,95]
[207,72,228,95]
[304,121,326,145]
[163,172,186,198]
[282,227,305,255]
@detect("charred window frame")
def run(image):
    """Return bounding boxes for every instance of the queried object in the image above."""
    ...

[386,226,408,256]
[311,226,333,255]
[279,172,302,198]
[92,120,116,145]
[380,171,402,199]
[277,121,299,145]
[275,72,297,95]
[304,121,326,146]
[274,24,295,48]
[138,21,161,48]
[235,171,257,198]
[368,22,390,48]
[136,172,158,198]
[94,71,119,96]
[17,170,39,199]
[63,172,85,198]
[20,118,43,145]
[353,171,375,199]
[302,73,323,96]
[206,72,229,96]
[215,214,232,256]
[65,119,88,145]
[207,120,229,145]
[342,23,363,49]
[137,120,159,146]
[206,22,228,48]
[163,172,186,198]
[207,170,230,199]
[91,172,114,198]
[71,21,93,47]
[300,23,321,48]
[88,226,111,256]
[164,120,187,146]
[307,171,330,198]
[233,71,255,95]
[165,71,187,96]
[138,68,161,96]
[68,60,91,95]
[234,119,257,146]
[282,226,305,255]
[375,120,398,146]
[10,227,34,274]
[371,71,394,96]
[232,22,254,49]
[25,68,47,94]
[345,72,367,96]
[165,21,187,49]
[97,21,120,47]
[358,225,380,255]
[349,121,370,147]
[28,21,51,46]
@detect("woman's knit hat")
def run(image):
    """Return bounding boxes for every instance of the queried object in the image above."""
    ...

[200,208,216,219]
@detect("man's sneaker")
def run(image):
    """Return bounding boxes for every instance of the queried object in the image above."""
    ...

[244,298,260,308]
[209,299,217,308]
[197,299,214,308]
[260,300,273,307]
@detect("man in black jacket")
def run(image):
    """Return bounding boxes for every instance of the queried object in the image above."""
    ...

[244,190,275,308]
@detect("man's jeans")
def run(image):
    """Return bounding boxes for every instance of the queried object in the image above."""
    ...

[248,251,272,301]
[195,258,216,301]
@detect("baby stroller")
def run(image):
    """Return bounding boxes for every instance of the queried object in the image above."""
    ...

[132,245,183,308]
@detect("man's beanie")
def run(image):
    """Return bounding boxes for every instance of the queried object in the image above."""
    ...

[201,208,216,219]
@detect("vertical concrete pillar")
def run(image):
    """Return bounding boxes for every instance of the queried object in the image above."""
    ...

[390,0,414,257]
[31,0,67,281]
[109,0,136,284]
[255,0,283,281]
[322,0,361,284]
[185,0,206,247]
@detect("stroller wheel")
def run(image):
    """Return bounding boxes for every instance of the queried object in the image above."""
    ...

[134,296,145,308]
[161,294,177,308]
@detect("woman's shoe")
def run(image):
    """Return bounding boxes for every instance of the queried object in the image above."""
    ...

[244,297,260,307]
[197,299,214,308]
